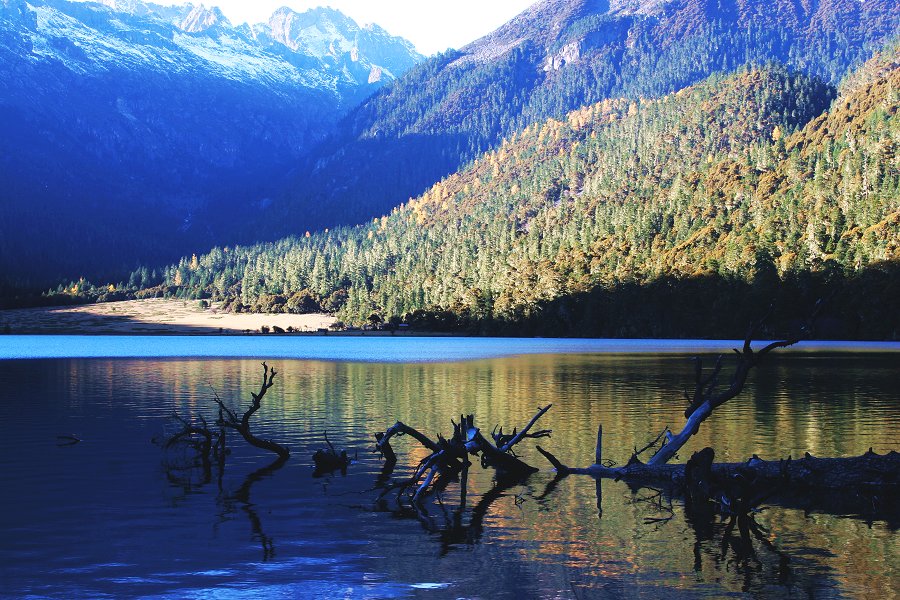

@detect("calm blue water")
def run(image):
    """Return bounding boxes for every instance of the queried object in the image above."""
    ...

[1,337,898,598]
[1,334,897,361]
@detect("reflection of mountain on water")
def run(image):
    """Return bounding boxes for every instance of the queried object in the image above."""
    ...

[0,352,898,596]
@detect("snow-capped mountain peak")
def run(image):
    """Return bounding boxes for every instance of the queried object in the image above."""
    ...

[178,4,229,33]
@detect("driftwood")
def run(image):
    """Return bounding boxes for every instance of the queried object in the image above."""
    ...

[312,432,352,475]
[158,365,290,561]
[537,313,900,520]
[212,362,290,459]
[162,362,288,465]
[374,406,552,506]
[544,443,900,490]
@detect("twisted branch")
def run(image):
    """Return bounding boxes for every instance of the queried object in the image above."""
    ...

[213,362,289,459]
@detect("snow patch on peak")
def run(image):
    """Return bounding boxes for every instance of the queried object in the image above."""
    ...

[262,5,358,57]
[178,4,229,33]
[10,0,423,105]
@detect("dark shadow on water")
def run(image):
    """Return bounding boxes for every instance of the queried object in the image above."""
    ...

[161,447,288,562]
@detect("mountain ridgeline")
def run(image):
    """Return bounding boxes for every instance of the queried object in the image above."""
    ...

[112,48,900,338]
[0,0,421,287]
[267,0,899,237]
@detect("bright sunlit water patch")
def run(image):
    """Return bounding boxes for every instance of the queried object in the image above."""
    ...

[0,339,898,598]
[2,334,898,361]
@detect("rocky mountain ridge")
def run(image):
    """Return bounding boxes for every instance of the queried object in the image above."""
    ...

[0,0,422,286]
[2,0,422,95]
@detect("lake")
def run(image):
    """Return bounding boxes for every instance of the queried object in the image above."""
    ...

[1,336,898,598]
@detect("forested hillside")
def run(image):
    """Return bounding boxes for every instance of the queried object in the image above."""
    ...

[88,48,899,338]
[4,0,897,301]
[266,0,899,238]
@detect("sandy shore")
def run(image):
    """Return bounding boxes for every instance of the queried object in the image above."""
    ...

[0,298,336,335]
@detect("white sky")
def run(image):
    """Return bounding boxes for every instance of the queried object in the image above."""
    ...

[158,1,537,55]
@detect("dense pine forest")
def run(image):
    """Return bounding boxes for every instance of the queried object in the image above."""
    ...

[52,46,900,338]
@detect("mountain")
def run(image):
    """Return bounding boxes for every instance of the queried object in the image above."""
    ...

[249,6,419,99]
[0,0,422,287]
[267,0,898,238]
[109,47,899,338]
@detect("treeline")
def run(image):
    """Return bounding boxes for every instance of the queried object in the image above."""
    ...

[59,51,900,338]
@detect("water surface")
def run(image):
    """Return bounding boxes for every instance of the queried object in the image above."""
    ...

[2,334,898,361]
[1,338,898,598]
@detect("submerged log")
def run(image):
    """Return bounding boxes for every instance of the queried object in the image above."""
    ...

[312,431,352,475]
[557,447,900,490]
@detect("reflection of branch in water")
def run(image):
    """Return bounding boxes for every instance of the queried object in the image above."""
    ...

[595,478,603,519]
[371,457,525,555]
[533,472,566,508]
[160,444,220,498]
[632,486,675,528]
[680,479,795,589]
[437,478,521,555]
[218,455,288,562]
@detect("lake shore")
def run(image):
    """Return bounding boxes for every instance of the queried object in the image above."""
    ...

[0,298,337,335]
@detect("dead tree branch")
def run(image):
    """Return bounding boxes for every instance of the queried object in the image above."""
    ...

[494,404,553,453]
[213,362,289,459]
[161,411,221,471]
[535,306,899,522]
[373,406,552,507]
[648,319,800,466]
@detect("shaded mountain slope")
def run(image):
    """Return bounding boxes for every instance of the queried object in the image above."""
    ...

[0,0,421,287]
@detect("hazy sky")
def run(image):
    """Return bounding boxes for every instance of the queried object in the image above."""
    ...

[157,1,537,55]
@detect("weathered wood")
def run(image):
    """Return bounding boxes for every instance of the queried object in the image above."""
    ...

[373,406,553,506]
[537,309,899,511]
[648,326,800,466]
[162,411,220,471]
[213,362,290,459]
[466,427,538,475]
[546,448,900,491]
[375,421,440,454]
[495,404,553,453]
[312,432,351,474]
